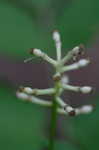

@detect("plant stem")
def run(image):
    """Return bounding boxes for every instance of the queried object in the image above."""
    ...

[48,80,60,150]
[49,97,57,150]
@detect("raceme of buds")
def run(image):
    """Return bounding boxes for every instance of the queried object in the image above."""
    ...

[16,30,94,117]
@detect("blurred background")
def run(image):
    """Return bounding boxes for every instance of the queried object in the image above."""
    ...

[0,0,99,149]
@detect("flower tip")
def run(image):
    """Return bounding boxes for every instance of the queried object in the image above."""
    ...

[78,59,90,67]
[33,48,43,57]
[81,105,93,114]
[52,30,60,41]
[16,91,28,100]
[72,44,85,61]
[24,87,33,94]
[64,105,75,116]
[80,86,92,94]
[61,75,69,84]
[72,46,80,53]
[29,48,42,56]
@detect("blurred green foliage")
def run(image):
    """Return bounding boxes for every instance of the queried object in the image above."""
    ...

[0,83,46,150]
[0,0,99,58]
[0,2,49,58]
[59,0,99,49]
[70,101,99,150]
[0,0,99,150]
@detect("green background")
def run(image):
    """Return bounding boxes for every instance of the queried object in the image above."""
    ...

[0,0,99,149]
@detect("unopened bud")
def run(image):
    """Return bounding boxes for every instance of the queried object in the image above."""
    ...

[78,59,90,67]
[52,30,60,42]
[61,75,69,84]
[16,92,28,100]
[72,46,80,54]
[80,86,92,94]
[24,87,33,94]
[30,48,43,57]
[72,45,85,61]
[80,105,93,114]
[64,105,75,116]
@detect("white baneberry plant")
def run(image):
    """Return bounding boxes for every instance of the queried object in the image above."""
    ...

[16,30,94,150]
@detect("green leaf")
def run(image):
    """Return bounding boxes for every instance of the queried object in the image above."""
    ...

[58,0,99,49]
[68,96,99,150]
[0,2,50,59]
[54,140,78,150]
[0,83,47,150]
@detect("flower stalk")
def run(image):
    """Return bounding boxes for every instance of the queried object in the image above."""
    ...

[16,30,94,150]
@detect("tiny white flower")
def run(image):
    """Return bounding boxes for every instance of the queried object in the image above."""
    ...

[33,48,44,57]
[52,30,60,42]
[78,59,90,67]
[61,75,69,84]
[16,92,28,100]
[80,86,92,94]
[80,105,93,114]
[72,46,80,54]
[24,87,33,94]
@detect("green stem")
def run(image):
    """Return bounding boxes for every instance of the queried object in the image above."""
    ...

[48,80,60,150]
[49,98,57,150]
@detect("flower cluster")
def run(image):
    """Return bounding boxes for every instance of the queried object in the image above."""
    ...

[16,30,94,116]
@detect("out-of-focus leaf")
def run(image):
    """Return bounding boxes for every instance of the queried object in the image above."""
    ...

[0,83,47,150]
[31,0,51,7]
[67,96,99,150]
[0,2,50,58]
[58,0,99,49]
[54,140,78,150]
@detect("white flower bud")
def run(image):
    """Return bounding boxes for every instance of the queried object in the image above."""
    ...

[52,30,60,42]
[80,86,92,94]
[66,106,74,112]
[16,92,28,100]
[80,105,93,114]
[61,75,69,84]
[72,46,80,54]
[65,106,75,116]
[24,87,33,94]
[33,49,44,57]
[78,59,90,67]
[64,105,75,116]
